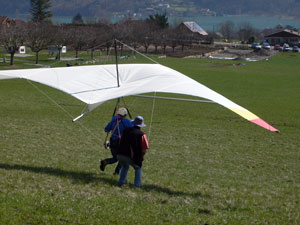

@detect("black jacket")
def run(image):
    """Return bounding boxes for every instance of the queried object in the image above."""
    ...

[117,126,144,167]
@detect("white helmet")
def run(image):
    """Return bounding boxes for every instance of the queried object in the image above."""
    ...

[117,107,127,116]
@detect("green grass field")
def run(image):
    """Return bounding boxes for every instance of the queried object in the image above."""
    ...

[0,49,300,224]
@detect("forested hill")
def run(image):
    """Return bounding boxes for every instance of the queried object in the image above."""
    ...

[1,0,300,19]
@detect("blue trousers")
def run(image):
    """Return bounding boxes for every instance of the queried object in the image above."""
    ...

[117,155,142,187]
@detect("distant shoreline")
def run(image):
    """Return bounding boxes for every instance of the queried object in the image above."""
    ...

[279,16,300,21]
[5,13,300,30]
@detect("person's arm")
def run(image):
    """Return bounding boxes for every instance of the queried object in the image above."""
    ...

[124,118,134,128]
[105,122,112,132]
[104,116,115,132]
[141,134,149,159]
[141,134,149,150]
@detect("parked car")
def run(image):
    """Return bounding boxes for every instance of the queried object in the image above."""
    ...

[262,42,271,49]
[283,43,291,52]
[292,46,299,52]
[288,42,300,47]
[251,42,262,49]
[274,44,282,51]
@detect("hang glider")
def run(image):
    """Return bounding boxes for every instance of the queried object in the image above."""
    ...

[0,63,278,132]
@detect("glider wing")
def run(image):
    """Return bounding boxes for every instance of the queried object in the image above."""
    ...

[0,64,278,132]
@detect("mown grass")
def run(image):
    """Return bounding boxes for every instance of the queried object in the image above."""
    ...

[0,49,300,224]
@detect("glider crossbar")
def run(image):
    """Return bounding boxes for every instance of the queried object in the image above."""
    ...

[133,94,215,104]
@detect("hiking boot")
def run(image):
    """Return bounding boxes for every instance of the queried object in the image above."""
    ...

[100,160,107,171]
[117,182,126,187]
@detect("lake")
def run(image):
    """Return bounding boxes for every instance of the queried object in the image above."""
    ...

[170,15,300,31]
[11,14,300,31]
[57,15,300,31]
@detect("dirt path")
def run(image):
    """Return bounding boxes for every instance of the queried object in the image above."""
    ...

[209,48,278,61]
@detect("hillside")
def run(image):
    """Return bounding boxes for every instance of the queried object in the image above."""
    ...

[1,0,300,20]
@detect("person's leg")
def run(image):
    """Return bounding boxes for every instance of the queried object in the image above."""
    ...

[100,146,118,171]
[105,157,117,164]
[134,166,142,187]
[114,162,121,175]
[118,163,129,186]
[106,145,118,164]
[110,146,121,174]
[100,159,107,171]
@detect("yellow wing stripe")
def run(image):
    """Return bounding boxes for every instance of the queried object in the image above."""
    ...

[229,107,258,121]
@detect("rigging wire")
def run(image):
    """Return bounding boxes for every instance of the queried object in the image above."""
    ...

[26,80,101,143]
[147,91,157,142]
[115,39,160,64]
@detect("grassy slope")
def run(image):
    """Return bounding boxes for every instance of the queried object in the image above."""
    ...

[0,50,300,224]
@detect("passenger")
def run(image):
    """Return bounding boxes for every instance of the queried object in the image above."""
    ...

[116,116,149,187]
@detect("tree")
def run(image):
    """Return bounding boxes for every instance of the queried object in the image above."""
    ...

[68,25,88,58]
[26,22,54,64]
[114,18,146,54]
[147,13,169,29]
[218,20,235,41]
[0,24,25,65]
[85,26,102,60]
[72,13,84,25]
[237,22,257,43]
[167,28,179,53]
[96,21,113,56]
[30,0,52,22]
[52,25,73,60]
[175,24,194,52]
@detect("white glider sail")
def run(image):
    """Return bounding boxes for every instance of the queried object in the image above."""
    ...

[0,64,278,132]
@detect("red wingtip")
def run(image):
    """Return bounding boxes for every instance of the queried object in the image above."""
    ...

[251,118,279,133]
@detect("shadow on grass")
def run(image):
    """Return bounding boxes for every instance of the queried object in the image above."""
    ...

[0,163,210,198]
[140,184,211,198]
[0,162,115,185]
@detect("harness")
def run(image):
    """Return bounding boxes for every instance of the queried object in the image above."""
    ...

[103,98,132,148]
[110,117,126,140]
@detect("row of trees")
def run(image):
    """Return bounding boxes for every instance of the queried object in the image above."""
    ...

[217,20,299,43]
[0,16,212,65]
[0,1,210,65]
[217,21,260,42]
[0,1,294,66]
[2,16,294,66]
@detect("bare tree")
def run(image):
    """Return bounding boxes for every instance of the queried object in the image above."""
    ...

[26,22,54,64]
[113,19,133,55]
[218,20,235,41]
[0,24,25,65]
[96,21,113,56]
[52,24,73,60]
[67,25,88,58]
[175,24,193,52]
[85,25,103,60]
[237,22,257,43]
[167,27,179,53]
[160,31,169,54]
[117,19,148,54]
[139,22,151,54]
